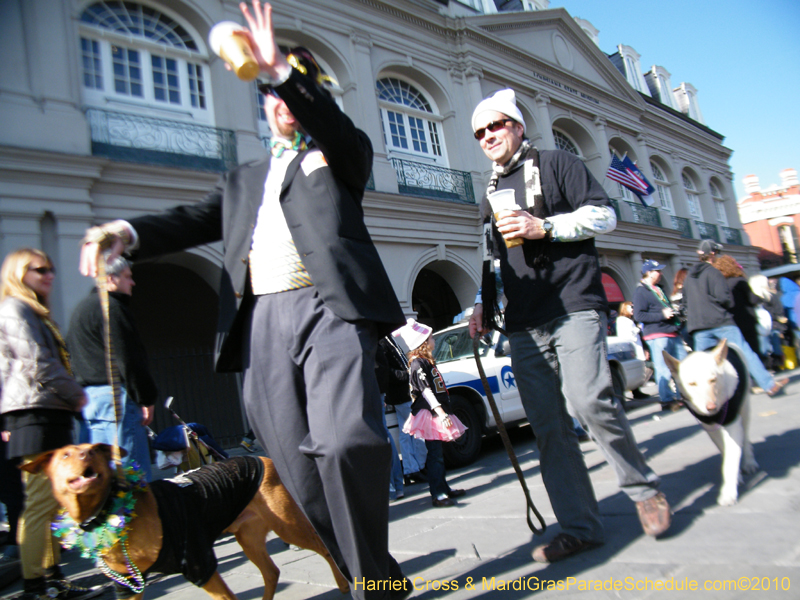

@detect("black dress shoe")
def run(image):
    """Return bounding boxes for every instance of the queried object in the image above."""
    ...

[432,497,455,507]
[447,488,466,498]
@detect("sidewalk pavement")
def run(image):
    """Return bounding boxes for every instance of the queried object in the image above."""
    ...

[2,377,799,599]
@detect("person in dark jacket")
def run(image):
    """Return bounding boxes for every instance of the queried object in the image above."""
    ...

[684,240,786,397]
[633,260,685,411]
[67,257,157,481]
[713,255,762,361]
[468,88,670,564]
[77,4,408,595]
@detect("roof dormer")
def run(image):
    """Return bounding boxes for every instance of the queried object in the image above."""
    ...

[573,17,600,47]
[608,45,650,95]
[674,82,704,124]
[644,66,676,109]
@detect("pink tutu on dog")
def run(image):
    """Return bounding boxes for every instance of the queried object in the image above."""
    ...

[403,410,467,442]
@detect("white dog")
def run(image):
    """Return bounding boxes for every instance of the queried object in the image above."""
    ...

[663,339,758,506]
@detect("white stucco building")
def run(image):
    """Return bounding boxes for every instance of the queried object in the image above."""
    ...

[0,0,755,441]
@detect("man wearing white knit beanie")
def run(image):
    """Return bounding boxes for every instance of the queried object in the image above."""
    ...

[468,88,672,563]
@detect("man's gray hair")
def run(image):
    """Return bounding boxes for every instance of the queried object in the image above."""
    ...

[106,256,131,277]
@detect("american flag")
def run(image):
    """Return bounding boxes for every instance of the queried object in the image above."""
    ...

[606,155,656,206]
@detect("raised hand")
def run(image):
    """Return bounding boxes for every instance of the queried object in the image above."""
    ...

[237,1,289,79]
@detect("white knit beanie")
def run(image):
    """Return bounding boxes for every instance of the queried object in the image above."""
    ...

[391,318,433,354]
[471,89,526,133]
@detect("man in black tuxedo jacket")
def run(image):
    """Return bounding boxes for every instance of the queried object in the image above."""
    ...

[80,2,409,597]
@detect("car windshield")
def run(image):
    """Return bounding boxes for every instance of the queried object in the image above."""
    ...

[432,327,492,363]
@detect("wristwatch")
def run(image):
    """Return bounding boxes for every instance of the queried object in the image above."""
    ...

[542,219,554,240]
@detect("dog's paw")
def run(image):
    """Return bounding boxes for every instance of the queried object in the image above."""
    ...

[741,460,759,476]
[717,490,738,506]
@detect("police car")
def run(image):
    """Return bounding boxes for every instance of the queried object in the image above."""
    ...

[427,323,646,467]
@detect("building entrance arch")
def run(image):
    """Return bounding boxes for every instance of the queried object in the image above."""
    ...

[129,257,244,448]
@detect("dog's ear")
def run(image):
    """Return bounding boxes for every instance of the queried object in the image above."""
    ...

[19,451,57,475]
[663,350,681,377]
[712,339,729,365]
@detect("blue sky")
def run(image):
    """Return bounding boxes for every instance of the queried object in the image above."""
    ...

[549,0,800,201]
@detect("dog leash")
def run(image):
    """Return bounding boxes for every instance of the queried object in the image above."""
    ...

[85,231,127,487]
[472,331,546,535]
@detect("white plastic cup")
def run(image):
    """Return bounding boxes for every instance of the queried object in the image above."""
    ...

[209,21,260,82]
[487,189,523,248]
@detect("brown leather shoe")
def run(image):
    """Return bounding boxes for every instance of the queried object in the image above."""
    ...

[531,533,600,563]
[636,492,671,537]
[432,497,455,507]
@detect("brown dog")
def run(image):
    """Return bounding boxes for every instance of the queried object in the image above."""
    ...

[23,444,349,600]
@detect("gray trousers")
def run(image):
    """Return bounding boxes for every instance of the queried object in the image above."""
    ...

[509,309,661,543]
[242,288,400,599]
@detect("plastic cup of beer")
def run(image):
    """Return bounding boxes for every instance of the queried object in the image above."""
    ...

[209,21,260,82]
[488,189,524,248]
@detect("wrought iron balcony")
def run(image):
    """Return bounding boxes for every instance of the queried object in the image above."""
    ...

[696,221,721,242]
[670,216,693,239]
[721,226,743,246]
[86,108,237,172]
[390,158,475,204]
[624,201,662,228]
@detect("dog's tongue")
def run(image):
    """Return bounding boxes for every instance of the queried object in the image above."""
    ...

[68,474,98,491]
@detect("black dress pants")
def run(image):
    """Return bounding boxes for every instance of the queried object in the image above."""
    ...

[242,288,401,599]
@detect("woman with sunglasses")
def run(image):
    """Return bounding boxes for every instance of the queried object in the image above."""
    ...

[0,248,99,600]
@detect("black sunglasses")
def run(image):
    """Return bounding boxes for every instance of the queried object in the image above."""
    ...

[474,119,513,140]
[29,266,56,275]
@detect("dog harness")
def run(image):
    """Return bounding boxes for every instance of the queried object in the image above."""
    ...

[114,456,264,599]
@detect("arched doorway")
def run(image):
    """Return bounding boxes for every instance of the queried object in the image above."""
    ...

[412,268,461,332]
[129,261,244,448]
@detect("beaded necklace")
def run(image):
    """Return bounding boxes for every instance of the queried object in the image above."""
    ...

[52,463,148,592]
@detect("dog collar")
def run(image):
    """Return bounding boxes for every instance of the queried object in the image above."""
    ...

[51,462,148,561]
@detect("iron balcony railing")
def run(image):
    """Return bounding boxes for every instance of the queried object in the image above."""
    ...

[86,108,237,173]
[624,201,662,228]
[696,221,721,243]
[670,216,693,239]
[390,158,475,204]
[721,226,743,246]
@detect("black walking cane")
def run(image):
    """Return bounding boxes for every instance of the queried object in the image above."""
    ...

[472,332,547,535]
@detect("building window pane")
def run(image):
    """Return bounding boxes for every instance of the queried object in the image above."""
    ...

[377,77,444,163]
[112,45,143,97]
[387,110,409,150]
[81,37,103,90]
[187,63,205,109]
[554,130,579,155]
[81,1,198,51]
[152,55,180,104]
[427,121,442,157]
[650,162,674,213]
[409,116,428,154]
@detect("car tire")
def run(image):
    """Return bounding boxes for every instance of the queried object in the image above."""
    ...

[443,394,482,468]
[610,365,627,408]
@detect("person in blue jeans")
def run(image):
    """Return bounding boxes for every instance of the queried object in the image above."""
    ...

[67,257,156,480]
[634,260,687,411]
[683,240,787,397]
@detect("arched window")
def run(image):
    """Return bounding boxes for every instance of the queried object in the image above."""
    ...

[377,77,444,164]
[650,162,674,214]
[79,1,209,121]
[682,172,701,220]
[553,130,580,156]
[709,180,728,226]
